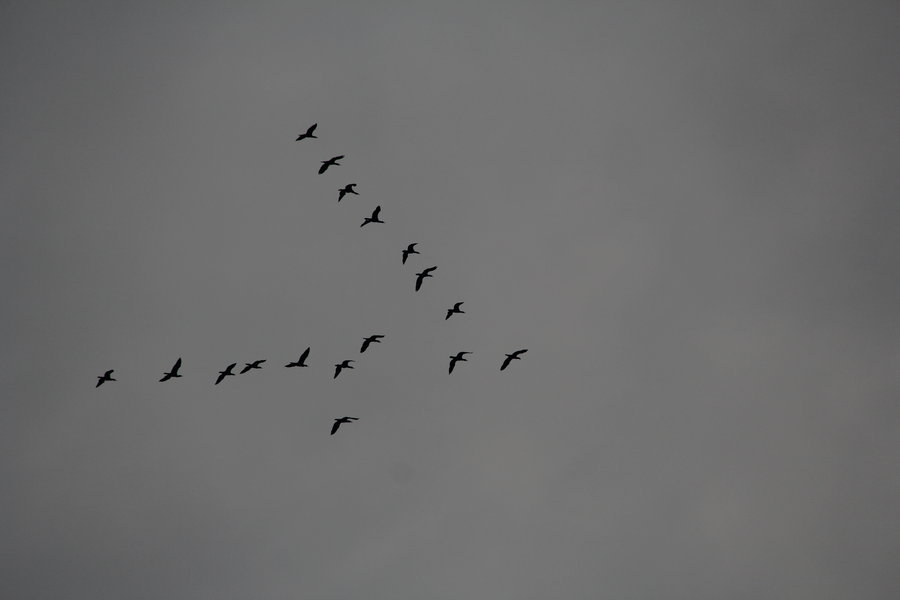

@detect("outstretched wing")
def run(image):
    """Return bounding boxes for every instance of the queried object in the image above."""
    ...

[424,266,437,275]
[171,358,182,375]
[104,369,114,378]
[371,205,381,219]
[240,364,252,374]
[215,372,226,385]
[500,356,513,371]
[318,162,328,174]
[446,309,452,320]
[361,339,371,353]
[300,347,310,363]
[415,274,424,291]
[333,365,341,379]
[307,123,317,136]
[330,420,341,435]
[402,250,409,264]
[514,349,529,357]
[449,358,456,374]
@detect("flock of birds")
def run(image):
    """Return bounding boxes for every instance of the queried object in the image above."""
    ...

[95,122,528,436]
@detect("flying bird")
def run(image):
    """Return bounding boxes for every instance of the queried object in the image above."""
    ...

[318,155,344,174]
[402,242,420,264]
[159,358,183,382]
[415,266,438,291]
[215,363,237,385]
[445,302,465,320]
[96,369,116,387]
[331,416,359,435]
[295,123,318,141]
[360,205,384,227]
[500,349,529,371]
[285,347,310,368]
[240,359,266,374]
[338,183,358,202]
[449,351,472,374]
[360,335,384,353]
[334,359,355,379]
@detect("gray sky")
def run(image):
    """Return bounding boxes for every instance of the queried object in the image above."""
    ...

[2,1,899,598]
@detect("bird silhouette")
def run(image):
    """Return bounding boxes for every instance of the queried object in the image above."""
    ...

[415,266,438,291]
[360,205,384,227]
[295,123,318,141]
[334,359,355,379]
[318,155,344,174]
[360,335,384,353]
[500,349,528,371]
[338,183,358,202]
[331,416,359,435]
[449,351,472,374]
[96,369,116,387]
[445,302,465,320]
[240,359,266,374]
[285,347,310,368]
[402,242,420,264]
[159,358,183,382]
[215,363,237,385]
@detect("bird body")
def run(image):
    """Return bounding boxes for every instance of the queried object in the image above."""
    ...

[318,155,344,174]
[338,183,358,202]
[334,359,355,379]
[401,242,420,264]
[360,335,384,353]
[295,123,318,141]
[240,359,266,374]
[449,351,472,374]
[361,205,384,227]
[96,369,116,387]
[331,416,359,435]
[285,347,310,368]
[160,358,183,382]
[415,266,438,291]
[215,363,237,385]
[445,301,465,320]
[500,349,528,371]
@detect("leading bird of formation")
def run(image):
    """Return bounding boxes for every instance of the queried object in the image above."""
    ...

[94,122,529,436]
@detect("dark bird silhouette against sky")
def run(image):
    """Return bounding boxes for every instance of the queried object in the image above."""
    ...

[402,242,420,264]
[295,123,318,141]
[333,359,355,379]
[445,301,465,320]
[240,359,266,374]
[285,347,310,368]
[318,155,344,174]
[415,266,438,291]
[330,416,359,435]
[215,363,236,385]
[96,369,115,387]
[360,205,384,227]
[338,183,358,202]
[500,349,528,371]
[449,351,472,374]
[159,358,183,382]
[360,335,384,353]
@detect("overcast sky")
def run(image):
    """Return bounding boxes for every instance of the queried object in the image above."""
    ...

[2,1,899,598]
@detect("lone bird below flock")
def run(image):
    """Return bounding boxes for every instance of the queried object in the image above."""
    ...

[401,242,419,264]
[215,363,236,385]
[96,369,116,387]
[445,302,465,320]
[338,183,358,202]
[415,266,438,291]
[240,359,266,374]
[318,155,344,174]
[159,358,183,382]
[331,416,359,435]
[360,335,384,353]
[500,349,528,371]
[449,351,472,374]
[361,205,384,227]
[285,347,310,368]
[295,123,318,141]
[334,359,355,379]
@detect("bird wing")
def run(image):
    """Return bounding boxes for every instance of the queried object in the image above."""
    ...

[300,347,310,362]
[501,356,513,370]
[330,420,340,435]
[415,274,424,291]
[409,243,417,251]
[514,349,529,357]
[159,374,170,382]
[449,358,456,373]
[338,190,346,201]
[402,250,409,264]
[372,205,381,219]
[96,378,104,387]
[361,339,370,353]
[318,163,328,174]
[446,310,452,320]
[334,155,344,161]
[240,364,252,374]
[171,358,182,374]
[307,123,317,135]
[455,302,463,310]
[215,372,226,385]
[104,369,114,378]
[334,365,341,379]
[424,266,437,275]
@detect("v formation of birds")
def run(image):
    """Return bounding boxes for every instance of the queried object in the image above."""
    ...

[95,123,528,436]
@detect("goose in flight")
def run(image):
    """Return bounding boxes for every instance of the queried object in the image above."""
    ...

[402,243,420,264]
[338,183,358,202]
[318,155,344,174]
[361,205,384,227]
[159,358,183,382]
[360,335,384,353]
[500,349,528,371]
[449,351,472,374]
[215,363,237,385]
[331,416,359,435]
[445,302,465,320]
[96,369,116,387]
[295,123,318,141]
[334,359,355,379]
[285,347,310,368]
[240,359,266,374]
[415,266,438,291]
